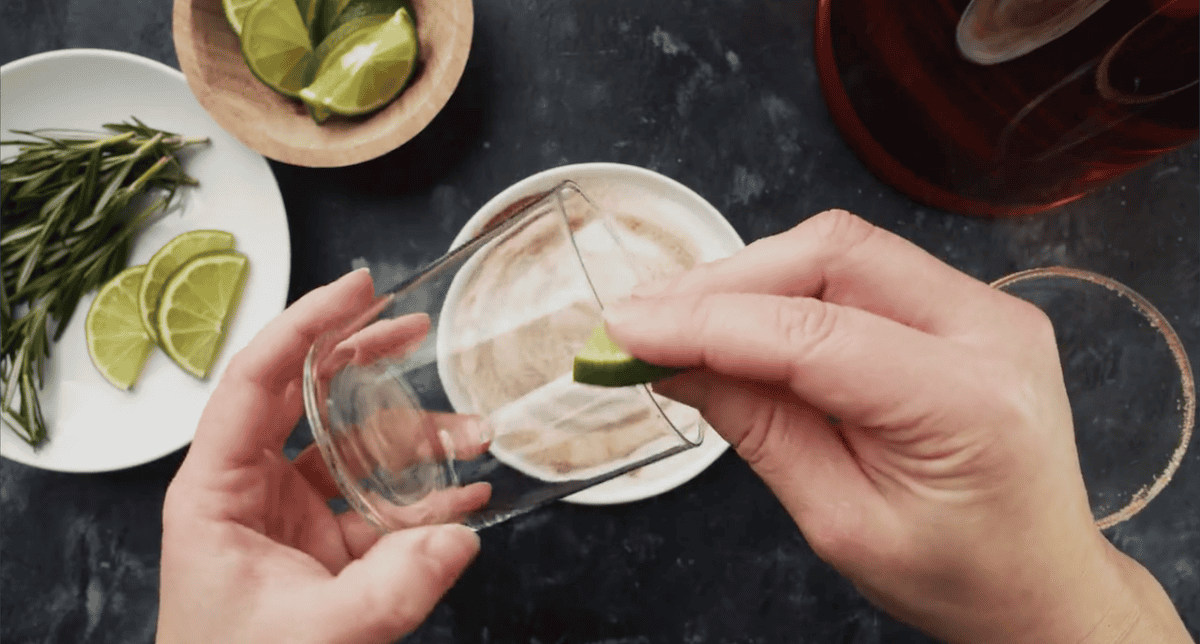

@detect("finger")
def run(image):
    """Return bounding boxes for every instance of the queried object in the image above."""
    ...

[317,524,481,644]
[633,209,1000,337]
[371,483,494,530]
[228,267,377,394]
[652,371,894,547]
[338,511,384,560]
[291,414,491,503]
[337,314,431,366]
[294,443,341,500]
[189,269,377,467]
[605,292,976,431]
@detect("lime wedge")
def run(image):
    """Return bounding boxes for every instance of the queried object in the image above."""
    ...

[240,0,317,98]
[85,266,156,390]
[296,0,323,39]
[318,0,406,42]
[299,7,418,117]
[138,230,237,344]
[155,251,250,379]
[572,324,682,387]
[223,0,261,34]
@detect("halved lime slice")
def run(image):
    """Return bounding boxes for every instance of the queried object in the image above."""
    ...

[155,251,250,379]
[138,229,237,344]
[240,0,316,98]
[298,7,418,117]
[223,0,261,34]
[572,323,682,387]
[85,266,156,390]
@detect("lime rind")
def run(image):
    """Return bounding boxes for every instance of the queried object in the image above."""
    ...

[572,324,683,388]
[86,266,155,391]
[138,229,237,344]
[155,251,250,380]
[223,0,262,34]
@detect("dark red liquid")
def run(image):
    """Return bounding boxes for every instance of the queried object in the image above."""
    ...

[815,0,1199,216]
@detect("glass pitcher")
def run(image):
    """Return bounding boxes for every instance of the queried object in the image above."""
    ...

[815,0,1199,216]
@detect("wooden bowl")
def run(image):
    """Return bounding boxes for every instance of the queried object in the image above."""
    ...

[173,0,473,167]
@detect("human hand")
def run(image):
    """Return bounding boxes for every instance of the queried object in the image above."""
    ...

[603,210,1192,644]
[156,268,481,644]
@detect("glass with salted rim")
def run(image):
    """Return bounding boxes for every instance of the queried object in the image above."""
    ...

[991,267,1195,529]
[302,182,705,531]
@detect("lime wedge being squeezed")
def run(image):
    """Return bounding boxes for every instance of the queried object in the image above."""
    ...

[572,324,682,388]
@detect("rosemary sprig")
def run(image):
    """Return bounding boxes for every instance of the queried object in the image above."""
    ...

[0,118,209,447]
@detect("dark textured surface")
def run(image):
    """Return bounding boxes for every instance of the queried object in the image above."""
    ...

[2,0,1198,642]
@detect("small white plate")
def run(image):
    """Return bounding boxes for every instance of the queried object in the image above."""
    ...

[446,163,745,505]
[0,49,291,472]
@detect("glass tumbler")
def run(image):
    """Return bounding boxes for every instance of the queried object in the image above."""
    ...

[302,182,706,531]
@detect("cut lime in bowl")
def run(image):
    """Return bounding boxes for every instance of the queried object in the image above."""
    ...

[299,7,419,117]
[174,0,473,166]
[222,0,260,34]
[240,0,316,98]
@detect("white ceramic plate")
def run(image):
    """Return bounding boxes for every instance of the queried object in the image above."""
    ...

[0,49,291,472]
[445,163,745,505]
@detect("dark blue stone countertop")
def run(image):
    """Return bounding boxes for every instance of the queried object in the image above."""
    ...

[2,1,1197,642]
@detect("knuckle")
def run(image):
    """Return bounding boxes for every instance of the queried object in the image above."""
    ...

[807,208,878,251]
[776,299,840,363]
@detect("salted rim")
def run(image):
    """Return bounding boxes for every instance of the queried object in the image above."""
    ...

[991,266,1195,530]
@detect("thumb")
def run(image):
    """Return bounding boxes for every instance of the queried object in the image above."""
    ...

[319,524,480,644]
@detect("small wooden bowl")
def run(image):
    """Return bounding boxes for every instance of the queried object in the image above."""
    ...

[173,0,473,167]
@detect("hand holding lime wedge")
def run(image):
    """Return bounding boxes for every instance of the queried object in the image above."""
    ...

[573,323,683,387]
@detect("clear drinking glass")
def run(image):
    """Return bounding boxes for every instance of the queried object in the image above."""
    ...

[302,182,706,531]
[991,267,1195,529]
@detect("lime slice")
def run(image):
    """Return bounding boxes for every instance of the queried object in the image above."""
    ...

[240,0,317,98]
[138,229,237,344]
[223,0,261,34]
[298,7,418,117]
[85,266,156,391]
[155,251,250,379]
[572,324,682,387]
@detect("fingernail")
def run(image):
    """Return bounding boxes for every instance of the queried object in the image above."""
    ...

[476,420,493,446]
[602,300,644,331]
[353,265,371,276]
[438,429,457,461]
[631,277,673,299]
